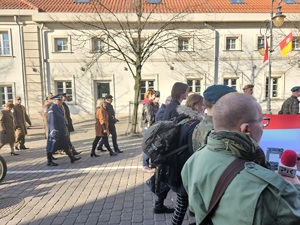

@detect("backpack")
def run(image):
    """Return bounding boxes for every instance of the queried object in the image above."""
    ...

[142,115,189,164]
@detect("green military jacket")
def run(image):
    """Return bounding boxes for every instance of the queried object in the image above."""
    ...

[192,115,213,152]
[278,95,299,114]
[182,136,300,225]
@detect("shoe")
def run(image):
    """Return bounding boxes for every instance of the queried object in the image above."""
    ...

[142,167,155,173]
[73,151,82,155]
[47,161,58,166]
[90,153,100,157]
[153,205,175,214]
[20,147,29,150]
[10,152,19,156]
[14,146,19,150]
[115,149,123,153]
[97,147,106,151]
[70,156,81,163]
[109,152,118,156]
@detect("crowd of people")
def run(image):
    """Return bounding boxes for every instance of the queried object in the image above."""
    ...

[140,83,300,225]
[0,82,300,224]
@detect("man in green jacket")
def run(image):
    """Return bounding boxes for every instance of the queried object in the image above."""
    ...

[278,86,300,114]
[182,92,300,225]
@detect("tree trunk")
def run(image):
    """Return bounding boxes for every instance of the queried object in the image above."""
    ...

[130,67,142,134]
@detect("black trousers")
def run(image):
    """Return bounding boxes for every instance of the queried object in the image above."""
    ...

[98,123,119,150]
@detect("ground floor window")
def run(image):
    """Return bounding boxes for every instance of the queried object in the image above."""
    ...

[56,81,73,101]
[140,80,155,101]
[0,85,13,105]
[265,77,279,98]
[187,79,201,93]
[223,78,237,90]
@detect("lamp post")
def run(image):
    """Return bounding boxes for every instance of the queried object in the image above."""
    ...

[259,0,285,114]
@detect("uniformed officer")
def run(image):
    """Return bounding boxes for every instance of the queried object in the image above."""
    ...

[242,84,254,95]
[46,94,81,166]
[278,86,300,114]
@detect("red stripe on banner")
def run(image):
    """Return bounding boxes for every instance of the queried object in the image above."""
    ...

[264,114,300,129]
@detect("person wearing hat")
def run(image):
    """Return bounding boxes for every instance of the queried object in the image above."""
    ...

[97,94,122,153]
[192,84,236,151]
[13,96,31,150]
[278,86,300,114]
[243,84,254,95]
[60,93,81,156]
[46,94,81,166]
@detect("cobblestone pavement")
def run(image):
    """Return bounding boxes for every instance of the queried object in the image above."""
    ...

[0,118,195,225]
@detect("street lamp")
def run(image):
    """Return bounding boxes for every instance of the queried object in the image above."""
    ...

[258,0,285,114]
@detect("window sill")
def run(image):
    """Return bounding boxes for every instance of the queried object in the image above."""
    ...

[52,51,73,53]
[223,49,242,52]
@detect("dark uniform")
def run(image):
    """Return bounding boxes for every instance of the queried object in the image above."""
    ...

[278,96,299,114]
[46,95,80,166]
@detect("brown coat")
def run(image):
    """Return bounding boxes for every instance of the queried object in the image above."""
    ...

[95,106,110,137]
[13,104,31,136]
[0,109,15,145]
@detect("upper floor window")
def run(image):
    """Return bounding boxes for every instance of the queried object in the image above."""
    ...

[0,31,11,56]
[178,37,191,52]
[0,85,13,105]
[140,80,155,101]
[54,38,69,52]
[56,81,73,101]
[230,0,244,3]
[292,37,300,50]
[187,79,201,93]
[223,78,237,90]
[257,36,265,50]
[225,35,241,51]
[92,37,106,52]
[283,0,297,3]
[75,0,90,2]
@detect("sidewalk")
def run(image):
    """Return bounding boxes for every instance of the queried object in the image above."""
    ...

[0,119,195,225]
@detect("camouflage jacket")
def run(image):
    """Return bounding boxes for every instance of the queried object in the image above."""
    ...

[278,95,299,114]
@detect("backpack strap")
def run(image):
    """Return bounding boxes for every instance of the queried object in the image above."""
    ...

[199,158,248,225]
[164,144,188,157]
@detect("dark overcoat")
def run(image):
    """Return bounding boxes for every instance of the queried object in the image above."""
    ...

[0,109,15,145]
[46,103,68,152]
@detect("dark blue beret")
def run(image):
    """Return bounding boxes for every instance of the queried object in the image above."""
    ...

[291,86,300,92]
[203,84,237,104]
[50,94,62,100]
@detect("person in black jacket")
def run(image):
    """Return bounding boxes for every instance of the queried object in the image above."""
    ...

[166,93,204,225]
[61,93,81,156]
[163,82,189,120]
[97,95,123,153]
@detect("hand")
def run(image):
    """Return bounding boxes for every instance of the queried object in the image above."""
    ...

[103,129,107,133]
[275,171,300,185]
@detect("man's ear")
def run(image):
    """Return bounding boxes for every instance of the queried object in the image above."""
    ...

[240,123,249,133]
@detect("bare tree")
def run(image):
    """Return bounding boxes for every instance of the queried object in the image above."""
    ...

[57,0,213,134]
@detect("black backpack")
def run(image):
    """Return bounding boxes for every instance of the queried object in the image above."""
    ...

[142,115,189,164]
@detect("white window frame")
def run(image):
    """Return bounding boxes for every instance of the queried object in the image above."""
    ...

[55,81,73,103]
[0,30,12,56]
[257,35,265,50]
[0,84,13,105]
[265,73,284,99]
[53,36,71,52]
[91,37,107,52]
[178,37,192,52]
[187,79,201,93]
[225,35,242,51]
[140,80,155,101]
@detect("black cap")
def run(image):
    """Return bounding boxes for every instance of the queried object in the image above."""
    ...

[105,94,113,99]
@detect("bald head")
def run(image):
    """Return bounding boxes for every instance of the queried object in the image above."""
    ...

[213,92,262,131]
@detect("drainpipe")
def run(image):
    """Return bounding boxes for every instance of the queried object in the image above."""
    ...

[39,23,46,101]
[14,15,29,113]
[204,22,219,84]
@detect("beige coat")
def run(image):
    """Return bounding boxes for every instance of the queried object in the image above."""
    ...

[0,109,15,145]
[13,104,31,136]
[95,107,110,137]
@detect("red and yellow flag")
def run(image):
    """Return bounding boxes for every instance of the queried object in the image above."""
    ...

[279,32,293,58]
